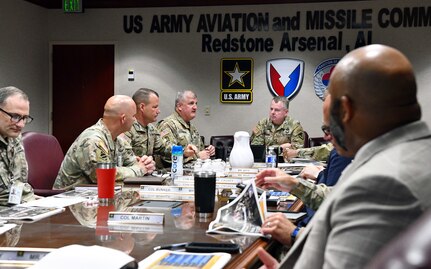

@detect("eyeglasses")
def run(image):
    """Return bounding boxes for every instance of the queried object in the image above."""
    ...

[0,107,33,124]
[321,125,331,136]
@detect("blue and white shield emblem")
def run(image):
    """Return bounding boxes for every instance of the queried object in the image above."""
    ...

[314,58,339,100]
[266,59,304,100]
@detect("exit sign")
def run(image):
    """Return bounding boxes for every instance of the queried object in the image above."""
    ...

[63,0,83,13]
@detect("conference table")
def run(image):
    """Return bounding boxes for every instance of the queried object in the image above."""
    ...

[0,188,288,268]
[0,160,314,268]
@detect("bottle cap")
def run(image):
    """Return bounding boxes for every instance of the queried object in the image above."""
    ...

[172,145,183,154]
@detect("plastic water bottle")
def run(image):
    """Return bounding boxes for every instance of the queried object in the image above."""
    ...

[265,146,276,168]
[171,145,183,180]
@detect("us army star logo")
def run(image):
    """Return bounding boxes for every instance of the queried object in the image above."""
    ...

[220,58,253,91]
[225,62,249,87]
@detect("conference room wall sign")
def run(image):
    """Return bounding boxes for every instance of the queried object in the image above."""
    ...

[122,6,428,53]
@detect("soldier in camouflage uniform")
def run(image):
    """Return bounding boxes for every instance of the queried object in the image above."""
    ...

[158,90,215,164]
[121,88,196,168]
[284,143,333,162]
[251,96,304,151]
[54,95,155,191]
[0,87,35,207]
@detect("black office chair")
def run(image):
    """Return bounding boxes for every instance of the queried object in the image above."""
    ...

[303,131,310,148]
[210,135,234,161]
[309,137,328,147]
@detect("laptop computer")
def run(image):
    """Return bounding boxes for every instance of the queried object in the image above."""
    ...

[250,144,266,162]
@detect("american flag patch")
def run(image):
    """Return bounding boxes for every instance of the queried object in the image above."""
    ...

[160,129,169,138]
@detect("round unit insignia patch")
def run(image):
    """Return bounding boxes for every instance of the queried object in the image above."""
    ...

[314,58,339,100]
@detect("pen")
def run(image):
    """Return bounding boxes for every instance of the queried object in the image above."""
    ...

[153,242,190,251]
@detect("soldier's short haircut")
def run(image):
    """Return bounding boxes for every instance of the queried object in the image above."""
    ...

[272,96,289,110]
[0,86,29,106]
[175,90,197,108]
[132,88,159,106]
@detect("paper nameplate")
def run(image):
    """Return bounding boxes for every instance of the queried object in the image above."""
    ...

[174,176,242,184]
[0,247,55,265]
[225,173,256,179]
[74,185,122,192]
[171,182,238,190]
[218,177,243,184]
[174,175,193,181]
[140,185,194,194]
[108,212,164,225]
[140,193,194,201]
[229,168,259,173]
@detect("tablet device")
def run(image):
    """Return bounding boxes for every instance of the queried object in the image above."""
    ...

[185,242,240,253]
[139,250,231,269]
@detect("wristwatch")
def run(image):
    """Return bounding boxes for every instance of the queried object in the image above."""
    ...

[291,226,301,242]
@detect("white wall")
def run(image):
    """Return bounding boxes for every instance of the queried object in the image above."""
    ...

[1,0,430,141]
[0,0,49,133]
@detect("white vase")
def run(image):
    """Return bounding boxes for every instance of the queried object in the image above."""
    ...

[229,131,254,168]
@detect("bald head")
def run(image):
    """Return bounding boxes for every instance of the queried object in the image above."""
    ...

[103,95,135,117]
[328,44,421,156]
[103,95,136,139]
[330,44,419,117]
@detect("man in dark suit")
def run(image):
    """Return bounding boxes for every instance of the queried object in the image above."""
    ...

[256,44,431,268]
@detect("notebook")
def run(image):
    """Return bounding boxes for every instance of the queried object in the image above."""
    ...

[123,175,166,185]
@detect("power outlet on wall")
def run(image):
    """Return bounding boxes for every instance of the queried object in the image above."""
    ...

[204,106,210,116]
[128,69,134,81]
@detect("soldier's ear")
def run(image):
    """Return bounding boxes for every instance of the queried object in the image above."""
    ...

[139,103,145,112]
[120,113,126,124]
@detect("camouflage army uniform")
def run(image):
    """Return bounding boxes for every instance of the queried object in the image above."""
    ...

[250,116,304,149]
[53,119,146,190]
[291,178,332,210]
[122,120,171,159]
[0,135,34,206]
[158,112,204,164]
[295,143,334,162]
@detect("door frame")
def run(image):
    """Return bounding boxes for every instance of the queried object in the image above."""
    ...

[48,41,117,134]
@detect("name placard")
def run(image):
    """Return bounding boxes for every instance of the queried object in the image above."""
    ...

[225,173,256,179]
[140,193,194,201]
[140,185,194,194]
[173,177,240,190]
[108,212,164,225]
[229,168,259,173]
[174,176,242,184]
